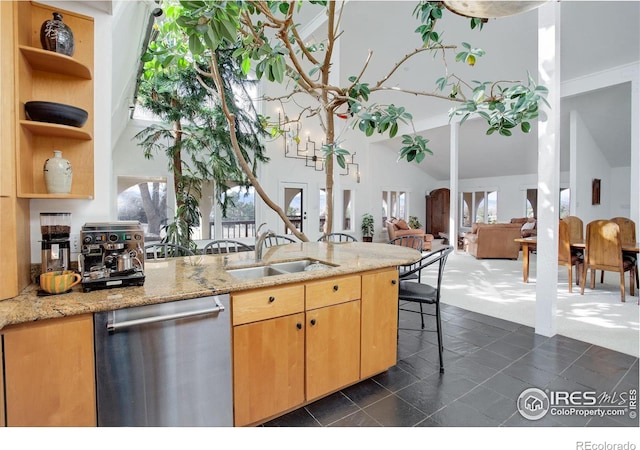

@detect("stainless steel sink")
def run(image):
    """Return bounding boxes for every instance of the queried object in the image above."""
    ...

[269,259,316,273]
[225,265,286,280]
[226,259,336,280]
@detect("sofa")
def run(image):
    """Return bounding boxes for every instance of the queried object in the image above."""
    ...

[510,217,537,238]
[385,218,434,251]
[462,222,523,259]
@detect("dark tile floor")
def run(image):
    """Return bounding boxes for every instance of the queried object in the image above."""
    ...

[263,302,639,427]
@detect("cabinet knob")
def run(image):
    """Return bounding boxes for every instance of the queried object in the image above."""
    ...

[296,323,302,330]
[269,296,275,303]
[333,285,339,292]
[310,319,317,326]
[391,279,397,285]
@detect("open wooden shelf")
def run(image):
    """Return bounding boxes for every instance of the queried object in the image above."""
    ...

[19,45,92,79]
[19,192,93,200]
[20,120,92,140]
[15,2,94,200]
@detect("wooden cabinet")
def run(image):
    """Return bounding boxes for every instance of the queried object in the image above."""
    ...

[1,1,31,300]
[232,284,306,426]
[360,268,399,378]
[426,188,450,237]
[2,314,96,426]
[14,2,94,198]
[305,275,361,401]
[233,312,305,427]
[231,275,362,426]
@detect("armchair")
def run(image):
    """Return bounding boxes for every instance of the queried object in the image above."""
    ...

[385,218,433,251]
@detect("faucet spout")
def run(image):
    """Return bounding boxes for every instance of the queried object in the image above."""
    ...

[255,228,275,262]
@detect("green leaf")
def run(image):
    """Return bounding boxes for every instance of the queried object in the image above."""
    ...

[188,33,204,55]
[241,57,251,75]
[521,122,531,133]
[389,122,398,138]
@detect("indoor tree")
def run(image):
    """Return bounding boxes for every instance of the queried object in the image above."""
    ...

[152,1,548,239]
[136,27,268,248]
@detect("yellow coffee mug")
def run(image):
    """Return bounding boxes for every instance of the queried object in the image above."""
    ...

[40,270,82,294]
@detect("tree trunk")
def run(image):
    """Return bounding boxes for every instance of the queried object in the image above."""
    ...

[138,182,166,236]
[207,54,308,242]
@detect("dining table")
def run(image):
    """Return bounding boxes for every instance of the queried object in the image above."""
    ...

[514,237,640,283]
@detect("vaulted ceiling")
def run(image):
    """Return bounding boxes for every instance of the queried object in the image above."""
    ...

[101,1,639,181]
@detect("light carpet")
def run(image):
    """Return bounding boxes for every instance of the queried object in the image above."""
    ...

[423,245,639,357]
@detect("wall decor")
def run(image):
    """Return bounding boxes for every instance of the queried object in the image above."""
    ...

[592,178,601,205]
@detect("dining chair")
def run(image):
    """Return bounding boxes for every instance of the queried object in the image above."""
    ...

[607,217,638,289]
[261,234,297,248]
[202,239,252,255]
[387,235,424,252]
[144,242,195,260]
[388,236,424,280]
[558,219,582,292]
[317,232,358,243]
[580,220,636,302]
[562,216,584,242]
[397,246,454,374]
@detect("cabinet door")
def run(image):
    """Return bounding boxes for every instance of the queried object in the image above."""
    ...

[306,300,361,401]
[3,314,96,426]
[233,313,305,426]
[361,268,399,378]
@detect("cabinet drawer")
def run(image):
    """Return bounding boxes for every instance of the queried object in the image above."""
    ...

[232,284,305,325]
[305,275,361,310]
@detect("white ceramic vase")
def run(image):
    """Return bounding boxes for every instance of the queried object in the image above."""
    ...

[44,150,72,194]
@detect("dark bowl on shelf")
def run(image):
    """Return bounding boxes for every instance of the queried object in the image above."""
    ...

[25,101,88,128]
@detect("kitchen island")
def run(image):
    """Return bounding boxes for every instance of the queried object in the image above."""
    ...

[0,242,419,427]
[0,242,418,329]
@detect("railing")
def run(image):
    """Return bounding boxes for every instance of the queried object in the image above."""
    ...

[210,220,257,239]
[209,217,306,238]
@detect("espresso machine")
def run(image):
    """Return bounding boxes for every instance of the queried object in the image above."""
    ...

[79,221,145,292]
[41,212,72,273]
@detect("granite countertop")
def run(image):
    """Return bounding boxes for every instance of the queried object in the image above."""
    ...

[0,242,419,331]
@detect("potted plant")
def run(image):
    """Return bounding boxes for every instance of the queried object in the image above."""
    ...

[361,213,375,242]
[408,215,422,230]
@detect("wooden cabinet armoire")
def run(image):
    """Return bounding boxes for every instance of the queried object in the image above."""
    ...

[425,188,450,237]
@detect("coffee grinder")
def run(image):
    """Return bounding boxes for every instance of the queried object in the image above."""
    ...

[41,212,72,273]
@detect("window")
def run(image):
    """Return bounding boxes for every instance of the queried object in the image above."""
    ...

[343,190,353,231]
[382,190,407,226]
[117,178,168,242]
[319,188,327,232]
[213,185,256,239]
[559,188,570,219]
[524,188,570,219]
[460,190,497,225]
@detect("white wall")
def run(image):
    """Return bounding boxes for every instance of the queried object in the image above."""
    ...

[572,111,612,224]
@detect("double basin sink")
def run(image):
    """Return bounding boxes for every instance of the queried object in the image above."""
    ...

[226,259,336,280]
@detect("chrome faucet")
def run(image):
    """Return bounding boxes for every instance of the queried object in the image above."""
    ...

[255,223,275,261]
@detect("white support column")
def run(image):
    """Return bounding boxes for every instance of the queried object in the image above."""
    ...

[535,2,561,337]
[450,122,459,251]
[199,180,214,239]
[631,69,640,240]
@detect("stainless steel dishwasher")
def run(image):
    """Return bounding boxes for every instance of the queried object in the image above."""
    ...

[94,294,233,426]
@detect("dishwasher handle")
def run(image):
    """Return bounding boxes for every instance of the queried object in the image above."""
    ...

[107,297,225,332]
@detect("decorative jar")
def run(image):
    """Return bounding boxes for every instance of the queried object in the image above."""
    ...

[44,150,72,194]
[40,12,75,56]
